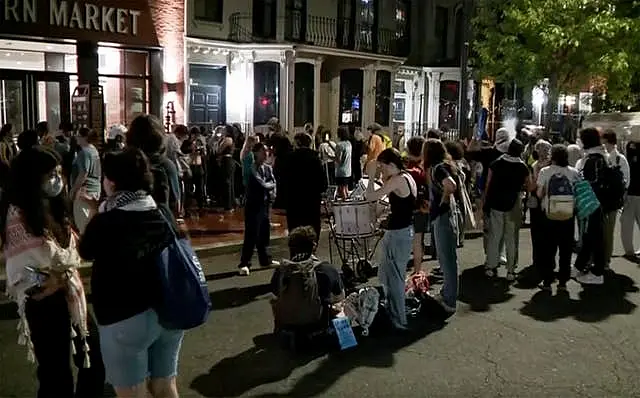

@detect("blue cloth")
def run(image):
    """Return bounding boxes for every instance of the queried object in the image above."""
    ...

[335,140,352,178]
[242,152,254,187]
[98,309,184,388]
[432,212,459,308]
[378,226,413,328]
[71,144,101,198]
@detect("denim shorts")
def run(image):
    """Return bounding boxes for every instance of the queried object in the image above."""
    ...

[98,309,184,388]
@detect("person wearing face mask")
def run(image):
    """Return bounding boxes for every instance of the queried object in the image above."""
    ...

[366,148,417,330]
[0,146,106,397]
[69,127,102,235]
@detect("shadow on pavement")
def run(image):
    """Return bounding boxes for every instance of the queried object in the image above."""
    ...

[191,318,445,397]
[189,333,324,397]
[0,301,18,320]
[520,272,639,323]
[458,265,515,312]
[209,284,273,311]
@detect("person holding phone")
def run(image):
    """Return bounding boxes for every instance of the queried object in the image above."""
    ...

[1,146,105,397]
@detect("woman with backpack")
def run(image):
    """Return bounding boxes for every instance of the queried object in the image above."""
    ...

[423,139,459,314]
[79,149,183,398]
[573,128,608,285]
[536,144,581,291]
[365,148,417,330]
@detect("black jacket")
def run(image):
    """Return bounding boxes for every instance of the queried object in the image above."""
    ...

[284,148,327,211]
[79,204,174,326]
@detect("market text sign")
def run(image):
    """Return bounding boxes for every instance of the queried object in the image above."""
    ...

[0,0,158,46]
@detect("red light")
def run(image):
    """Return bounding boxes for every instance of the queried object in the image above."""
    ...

[261,97,269,106]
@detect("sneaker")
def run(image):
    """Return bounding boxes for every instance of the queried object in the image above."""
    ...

[499,257,507,266]
[238,266,250,276]
[428,292,456,313]
[260,260,280,268]
[506,271,517,282]
[485,267,496,278]
[576,272,604,285]
[570,266,585,279]
[539,283,552,292]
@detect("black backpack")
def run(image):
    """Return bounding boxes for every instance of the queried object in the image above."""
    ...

[585,153,626,212]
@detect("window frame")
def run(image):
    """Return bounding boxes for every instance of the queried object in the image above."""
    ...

[194,0,224,24]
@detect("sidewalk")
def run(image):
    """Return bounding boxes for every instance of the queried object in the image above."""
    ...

[0,209,291,285]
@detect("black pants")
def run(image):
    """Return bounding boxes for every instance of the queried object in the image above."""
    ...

[575,208,606,276]
[25,290,106,398]
[530,206,545,268]
[190,165,205,209]
[286,203,321,240]
[542,217,575,285]
[240,205,271,267]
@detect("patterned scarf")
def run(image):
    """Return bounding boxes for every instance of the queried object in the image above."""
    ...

[4,205,91,367]
[101,190,149,213]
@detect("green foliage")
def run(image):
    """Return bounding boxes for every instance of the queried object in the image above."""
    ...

[472,0,640,103]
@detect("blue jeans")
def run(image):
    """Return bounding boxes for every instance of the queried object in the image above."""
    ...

[378,226,413,328]
[433,212,459,308]
[99,309,184,388]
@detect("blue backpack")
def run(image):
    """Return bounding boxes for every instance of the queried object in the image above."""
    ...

[155,210,211,330]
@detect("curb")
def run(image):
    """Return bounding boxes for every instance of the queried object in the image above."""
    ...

[0,229,483,290]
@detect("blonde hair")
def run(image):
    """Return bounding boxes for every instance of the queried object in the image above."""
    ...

[241,135,260,159]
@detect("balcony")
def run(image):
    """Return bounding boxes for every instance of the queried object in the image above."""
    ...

[228,13,410,58]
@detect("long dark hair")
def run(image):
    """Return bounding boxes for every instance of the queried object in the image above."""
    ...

[423,138,457,173]
[377,148,404,170]
[0,146,72,248]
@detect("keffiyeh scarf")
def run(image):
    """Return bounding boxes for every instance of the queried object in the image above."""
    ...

[4,205,91,367]
[99,190,149,213]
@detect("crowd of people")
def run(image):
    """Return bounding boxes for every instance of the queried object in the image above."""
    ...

[1,112,640,397]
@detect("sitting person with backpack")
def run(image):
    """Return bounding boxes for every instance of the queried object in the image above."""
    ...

[537,144,581,291]
[271,226,345,331]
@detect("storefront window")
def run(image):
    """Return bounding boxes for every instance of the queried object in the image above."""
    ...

[439,80,459,130]
[339,69,363,125]
[294,62,314,127]
[375,70,391,126]
[254,61,280,126]
[98,48,150,126]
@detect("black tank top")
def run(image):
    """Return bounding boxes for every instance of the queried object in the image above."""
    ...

[387,172,415,230]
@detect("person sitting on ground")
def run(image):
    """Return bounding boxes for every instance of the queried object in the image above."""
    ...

[270,226,344,328]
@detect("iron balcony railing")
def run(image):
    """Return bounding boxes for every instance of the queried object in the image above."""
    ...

[228,12,410,57]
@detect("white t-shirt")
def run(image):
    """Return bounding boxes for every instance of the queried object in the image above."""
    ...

[537,165,581,211]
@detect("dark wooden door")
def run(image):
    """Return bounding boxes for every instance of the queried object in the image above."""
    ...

[190,85,224,126]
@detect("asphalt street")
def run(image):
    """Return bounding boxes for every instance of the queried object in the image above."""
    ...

[2,226,640,397]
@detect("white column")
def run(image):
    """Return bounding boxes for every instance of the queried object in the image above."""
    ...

[279,51,296,132]
[421,71,429,134]
[245,54,255,133]
[286,51,296,134]
[362,64,376,128]
[388,67,399,130]
[313,57,323,127]
[427,72,442,129]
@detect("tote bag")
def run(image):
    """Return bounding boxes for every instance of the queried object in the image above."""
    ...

[574,179,600,220]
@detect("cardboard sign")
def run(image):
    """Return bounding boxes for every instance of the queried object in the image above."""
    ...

[332,317,357,350]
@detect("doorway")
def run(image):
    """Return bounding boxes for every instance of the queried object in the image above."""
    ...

[0,69,71,133]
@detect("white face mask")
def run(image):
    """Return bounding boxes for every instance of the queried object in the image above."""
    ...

[42,174,64,198]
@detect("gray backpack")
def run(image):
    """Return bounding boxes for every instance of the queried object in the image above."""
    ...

[273,259,324,327]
